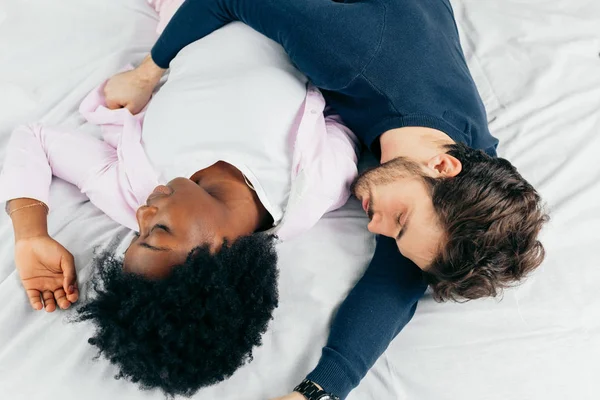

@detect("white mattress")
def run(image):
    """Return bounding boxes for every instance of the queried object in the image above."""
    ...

[0,0,598,399]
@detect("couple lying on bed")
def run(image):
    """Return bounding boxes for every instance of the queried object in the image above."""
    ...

[2,2,549,400]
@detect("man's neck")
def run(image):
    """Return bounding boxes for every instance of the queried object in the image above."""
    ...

[379,127,455,163]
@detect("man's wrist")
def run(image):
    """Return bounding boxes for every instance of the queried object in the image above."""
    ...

[293,379,339,400]
[137,54,166,84]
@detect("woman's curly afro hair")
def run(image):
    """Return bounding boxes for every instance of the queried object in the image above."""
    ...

[74,233,278,397]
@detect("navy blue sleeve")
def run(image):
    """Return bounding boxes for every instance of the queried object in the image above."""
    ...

[151,0,382,90]
[307,236,427,399]
[151,0,337,83]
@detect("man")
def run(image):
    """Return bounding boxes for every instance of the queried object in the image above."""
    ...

[103,0,548,399]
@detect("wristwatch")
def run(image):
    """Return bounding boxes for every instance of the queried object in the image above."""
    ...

[293,379,340,400]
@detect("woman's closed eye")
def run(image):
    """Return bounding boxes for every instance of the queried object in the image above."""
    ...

[132,224,171,239]
[133,224,171,237]
[151,224,171,234]
[135,225,173,252]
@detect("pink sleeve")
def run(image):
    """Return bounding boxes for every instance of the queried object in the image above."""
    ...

[0,124,54,206]
[320,113,360,212]
[146,0,185,34]
[0,124,138,230]
[275,90,359,241]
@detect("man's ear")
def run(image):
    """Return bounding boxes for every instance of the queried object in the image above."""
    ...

[427,153,462,177]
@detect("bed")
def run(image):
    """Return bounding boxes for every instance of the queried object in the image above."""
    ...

[0,0,598,399]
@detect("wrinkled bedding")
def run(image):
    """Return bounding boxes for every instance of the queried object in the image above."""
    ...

[0,0,598,399]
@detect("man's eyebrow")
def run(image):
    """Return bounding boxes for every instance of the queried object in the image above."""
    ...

[139,242,171,252]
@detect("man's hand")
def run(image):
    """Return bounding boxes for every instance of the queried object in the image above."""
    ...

[270,392,306,400]
[103,55,166,114]
[15,235,79,312]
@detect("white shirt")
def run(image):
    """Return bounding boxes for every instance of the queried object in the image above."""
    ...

[142,23,308,224]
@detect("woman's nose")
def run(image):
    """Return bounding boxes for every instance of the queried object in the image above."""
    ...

[136,205,158,235]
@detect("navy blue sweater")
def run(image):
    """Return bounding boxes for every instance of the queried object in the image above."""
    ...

[151,0,499,398]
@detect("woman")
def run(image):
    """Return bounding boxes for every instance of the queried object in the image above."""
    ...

[0,22,358,397]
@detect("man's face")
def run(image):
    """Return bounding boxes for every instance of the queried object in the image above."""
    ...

[351,157,445,270]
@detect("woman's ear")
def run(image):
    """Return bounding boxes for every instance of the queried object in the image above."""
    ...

[427,153,462,177]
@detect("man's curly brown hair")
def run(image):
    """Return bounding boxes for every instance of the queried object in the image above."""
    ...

[422,143,549,302]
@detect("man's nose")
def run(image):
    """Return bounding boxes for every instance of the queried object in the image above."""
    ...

[367,213,396,238]
[136,205,158,235]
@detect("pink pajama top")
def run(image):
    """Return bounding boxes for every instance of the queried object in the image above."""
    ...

[0,78,359,241]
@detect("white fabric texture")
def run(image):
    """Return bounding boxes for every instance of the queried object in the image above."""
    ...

[143,22,308,225]
[0,1,598,399]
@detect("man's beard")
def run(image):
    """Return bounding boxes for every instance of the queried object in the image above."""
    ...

[351,157,426,199]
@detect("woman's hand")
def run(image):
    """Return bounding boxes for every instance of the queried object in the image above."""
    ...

[270,392,306,400]
[14,235,79,312]
[104,55,166,114]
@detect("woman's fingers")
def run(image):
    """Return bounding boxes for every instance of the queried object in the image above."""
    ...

[26,286,76,311]
[54,288,71,310]
[42,290,56,312]
[66,285,79,304]
[26,289,43,310]
[61,254,79,304]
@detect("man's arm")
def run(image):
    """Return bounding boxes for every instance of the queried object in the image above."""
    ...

[151,0,328,68]
[306,235,427,399]
[107,0,383,113]
[150,0,370,90]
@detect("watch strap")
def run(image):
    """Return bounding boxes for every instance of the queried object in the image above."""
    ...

[293,379,340,400]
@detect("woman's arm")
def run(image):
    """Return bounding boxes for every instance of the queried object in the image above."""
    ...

[1,123,111,205]
[0,123,139,311]
[320,110,360,212]
[7,198,49,242]
[7,198,78,312]
[0,124,105,311]
[274,88,358,241]
[0,123,138,230]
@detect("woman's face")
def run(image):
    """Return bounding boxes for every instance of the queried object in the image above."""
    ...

[123,176,254,279]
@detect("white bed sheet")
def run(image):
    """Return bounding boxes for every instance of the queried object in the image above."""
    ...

[0,0,598,399]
